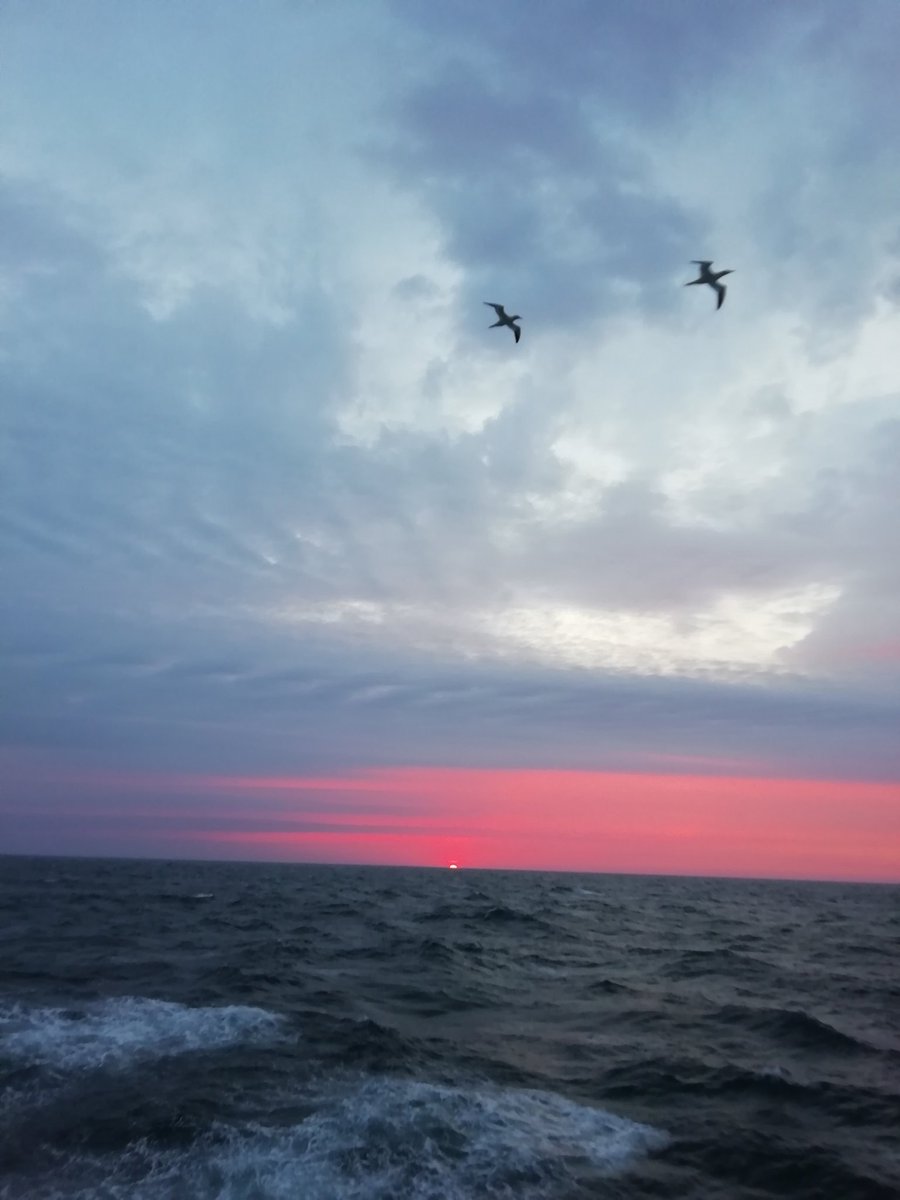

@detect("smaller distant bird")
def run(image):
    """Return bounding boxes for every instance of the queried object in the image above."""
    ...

[685,260,734,310]
[484,302,522,343]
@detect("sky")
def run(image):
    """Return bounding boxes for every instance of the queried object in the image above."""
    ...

[1,0,899,882]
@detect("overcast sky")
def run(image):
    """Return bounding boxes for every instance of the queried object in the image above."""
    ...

[2,1,898,879]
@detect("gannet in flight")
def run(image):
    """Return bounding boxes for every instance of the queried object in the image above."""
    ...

[484,302,522,343]
[685,261,733,310]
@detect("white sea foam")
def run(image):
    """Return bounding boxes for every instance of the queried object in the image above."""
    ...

[0,997,284,1072]
[0,1077,668,1199]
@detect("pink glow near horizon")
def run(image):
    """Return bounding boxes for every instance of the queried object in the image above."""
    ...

[7,750,898,881]
[45,763,896,883]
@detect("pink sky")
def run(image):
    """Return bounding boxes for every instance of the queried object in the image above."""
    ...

[15,761,896,883]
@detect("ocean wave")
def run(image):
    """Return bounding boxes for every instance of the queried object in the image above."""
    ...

[600,1053,899,1124]
[0,1077,668,1199]
[662,947,770,981]
[478,903,547,926]
[419,901,550,929]
[711,1004,879,1054]
[0,997,284,1073]
[585,976,634,995]
[683,1124,899,1200]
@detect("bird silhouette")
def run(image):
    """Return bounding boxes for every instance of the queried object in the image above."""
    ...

[685,261,734,310]
[484,302,522,343]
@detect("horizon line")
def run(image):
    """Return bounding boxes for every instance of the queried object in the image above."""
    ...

[3,850,897,887]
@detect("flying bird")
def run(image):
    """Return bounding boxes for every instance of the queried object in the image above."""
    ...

[484,302,522,343]
[685,260,734,310]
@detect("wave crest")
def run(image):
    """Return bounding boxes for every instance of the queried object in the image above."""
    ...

[0,997,284,1073]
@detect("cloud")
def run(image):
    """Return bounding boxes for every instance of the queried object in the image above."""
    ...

[379,60,705,329]
[0,1,899,866]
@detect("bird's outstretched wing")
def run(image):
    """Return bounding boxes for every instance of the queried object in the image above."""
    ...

[691,260,713,269]
[484,301,505,317]
[713,282,726,310]
[513,325,521,343]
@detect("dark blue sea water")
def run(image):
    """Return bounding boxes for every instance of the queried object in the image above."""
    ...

[0,857,897,1199]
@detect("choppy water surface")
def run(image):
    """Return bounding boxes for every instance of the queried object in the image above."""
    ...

[0,857,897,1198]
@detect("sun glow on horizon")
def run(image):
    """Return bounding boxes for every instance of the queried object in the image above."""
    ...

[31,763,893,884]
[6,755,898,883]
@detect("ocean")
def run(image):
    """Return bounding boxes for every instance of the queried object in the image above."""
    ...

[0,857,897,1199]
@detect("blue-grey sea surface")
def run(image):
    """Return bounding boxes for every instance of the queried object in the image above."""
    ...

[0,857,897,1199]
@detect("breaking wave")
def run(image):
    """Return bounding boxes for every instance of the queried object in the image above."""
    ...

[0,997,284,1073]
[0,1077,668,1200]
